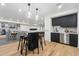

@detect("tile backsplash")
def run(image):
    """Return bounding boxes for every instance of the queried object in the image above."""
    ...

[51,26,77,33]
[63,28,77,33]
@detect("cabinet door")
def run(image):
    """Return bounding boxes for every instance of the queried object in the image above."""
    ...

[66,14,77,27]
[51,33,60,43]
[52,13,77,27]
[52,19,56,26]
[61,13,77,27]
[60,16,67,27]
[70,14,77,27]
[52,18,60,26]
[69,34,78,47]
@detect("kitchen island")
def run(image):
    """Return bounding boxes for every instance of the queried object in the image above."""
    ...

[27,31,45,51]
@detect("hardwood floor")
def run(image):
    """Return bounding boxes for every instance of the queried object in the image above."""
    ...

[0,41,79,56]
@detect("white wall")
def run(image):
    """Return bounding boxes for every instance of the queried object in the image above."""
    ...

[77,8,79,48]
[48,8,78,18]
[45,17,52,42]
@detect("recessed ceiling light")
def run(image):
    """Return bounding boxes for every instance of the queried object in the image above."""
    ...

[1,3,5,6]
[57,3,62,9]
[18,9,22,12]
[58,5,62,9]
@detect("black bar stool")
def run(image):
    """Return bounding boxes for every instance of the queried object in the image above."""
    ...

[18,32,46,55]
[37,32,46,54]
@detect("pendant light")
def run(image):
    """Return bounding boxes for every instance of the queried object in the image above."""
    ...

[27,3,31,18]
[35,8,39,21]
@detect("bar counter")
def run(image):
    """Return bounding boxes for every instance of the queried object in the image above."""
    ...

[0,35,6,40]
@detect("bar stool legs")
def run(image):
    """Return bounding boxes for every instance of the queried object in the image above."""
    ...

[20,42,23,55]
[18,34,46,55]
[33,49,34,54]
[20,39,25,55]
[25,41,28,56]
[18,36,23,50]
[44,37,46,46]
[40,39,43,50]
[38,39,39,54]
[18,39,21,50]
[20,37,27,55]
[37,35,46,54]
[25,42,35,55]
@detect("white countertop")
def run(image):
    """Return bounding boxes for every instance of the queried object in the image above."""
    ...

[51,32,78,34]
[27,30,45,33]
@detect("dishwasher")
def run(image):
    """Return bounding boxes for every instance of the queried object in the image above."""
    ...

[60,33,64,43]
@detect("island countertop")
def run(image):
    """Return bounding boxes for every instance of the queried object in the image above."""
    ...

[27,30,45,33]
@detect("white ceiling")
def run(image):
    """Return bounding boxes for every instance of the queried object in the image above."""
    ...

[0,3,79,25]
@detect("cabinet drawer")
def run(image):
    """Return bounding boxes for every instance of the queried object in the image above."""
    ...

[69,34,78,47]
[51,33,60,43]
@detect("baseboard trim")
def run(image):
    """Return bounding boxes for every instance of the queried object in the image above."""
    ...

[51,41,78,48]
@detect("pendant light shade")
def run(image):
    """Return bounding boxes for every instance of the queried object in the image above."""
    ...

[27,4,40,21]
[28,3,31,6]
[35,8,39,21]
[27,3,31,18]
